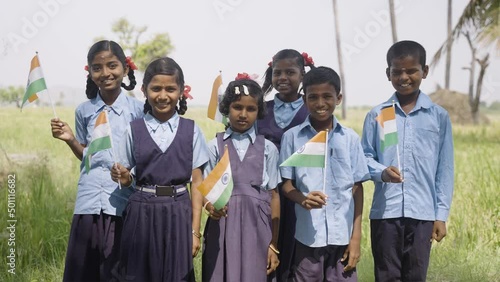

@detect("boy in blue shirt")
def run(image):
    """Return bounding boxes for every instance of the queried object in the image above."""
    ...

[280,66,370,281]
[361,40,454,281]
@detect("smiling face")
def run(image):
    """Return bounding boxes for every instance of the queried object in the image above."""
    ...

[228,95,259,133]
[143,74,181,122]
[89,50,128,98]
[304,82,342,130]
[271,58,304,102]
[386,55,428,97]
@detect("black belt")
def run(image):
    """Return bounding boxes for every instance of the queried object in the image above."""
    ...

[136,184,187,197]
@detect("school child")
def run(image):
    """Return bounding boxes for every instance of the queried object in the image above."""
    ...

[50,40,143,282]
[110,57,209,282]
[361,40,454,281]
[257,49,314,280]
[202,76,281,282]
[280,67,370,281]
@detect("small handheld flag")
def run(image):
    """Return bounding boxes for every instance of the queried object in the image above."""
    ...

[197,146,233,210]
[207,73,227,125]
[85,110,113,173]
[376,101,401,172]
[375,103,398,152]
[22,54,47,109]
[22,53,57,117]
[280,130,327,168]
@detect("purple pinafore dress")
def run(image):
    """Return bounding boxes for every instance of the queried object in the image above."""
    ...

[202,133,272,282]
[114,117,195,282]
[257,99,308,280]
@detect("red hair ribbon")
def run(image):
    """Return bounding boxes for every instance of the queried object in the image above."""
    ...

[125,56,138,70]
[302,52,314,66]
[84,65,89,71]
[183,85,193,100]
[235,72,251,80]
[268,60,273,67]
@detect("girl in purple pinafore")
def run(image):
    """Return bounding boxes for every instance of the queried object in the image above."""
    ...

[202,75,281,282]
[257,49,315,281]
[111,57,209,282]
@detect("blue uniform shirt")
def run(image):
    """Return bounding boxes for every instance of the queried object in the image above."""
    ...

[74,91,144,216]
[119,112,209,172]
[205,126,281,191]
[280,116,370,247]
[361,92,454,222]
[273,94,304,129]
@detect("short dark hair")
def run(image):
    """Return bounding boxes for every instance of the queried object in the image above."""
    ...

[302,66,341,95]
[386,40,426,68]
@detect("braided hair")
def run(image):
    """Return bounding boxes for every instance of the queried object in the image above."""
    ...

[85,40,137,99]
[262,49,315,96]
[142,57,187,115]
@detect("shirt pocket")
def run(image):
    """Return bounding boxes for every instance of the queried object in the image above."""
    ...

[329,148,352,184]
[414,127,440,159]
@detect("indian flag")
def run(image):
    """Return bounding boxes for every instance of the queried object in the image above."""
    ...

[197,146,233,210]
[207,73,227,124]
[22,54,47,109]
[376,104,398,151]
[280,130,327,168]
[84,110,112,173]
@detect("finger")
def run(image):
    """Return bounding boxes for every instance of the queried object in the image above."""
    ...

[341,249,348,262]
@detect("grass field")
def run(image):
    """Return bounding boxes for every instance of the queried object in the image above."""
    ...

[0,106,499,281]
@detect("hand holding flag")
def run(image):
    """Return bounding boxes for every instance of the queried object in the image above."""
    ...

[376,101,402,176]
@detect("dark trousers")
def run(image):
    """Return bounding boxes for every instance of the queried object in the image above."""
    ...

[63,211,122,282]
[371,218,433,282]
[292,240,357,282]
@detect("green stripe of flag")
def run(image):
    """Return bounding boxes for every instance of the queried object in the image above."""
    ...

[23,78,47,105]
[280,154,325,167]
[212,177,234,210]
[84,136,112,173]
[381,132,398,152]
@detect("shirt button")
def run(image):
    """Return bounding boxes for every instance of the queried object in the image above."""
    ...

[404,168,409,172]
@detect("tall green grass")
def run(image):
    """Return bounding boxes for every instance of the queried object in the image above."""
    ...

[0,106,498,281]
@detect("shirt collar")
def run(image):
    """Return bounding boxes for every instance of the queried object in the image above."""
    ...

[144,111,179,132]
[274,94,304,110]
[387,91,433,112]
[223,125,257,143]
[298,115,343,135]
[93,90,126,115]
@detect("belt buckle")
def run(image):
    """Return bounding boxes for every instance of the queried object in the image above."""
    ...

[155,185,174,197]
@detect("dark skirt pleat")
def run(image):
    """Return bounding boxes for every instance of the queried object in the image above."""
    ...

[203,193,272,282]
[63,212,122,282]
[114,191,194,282]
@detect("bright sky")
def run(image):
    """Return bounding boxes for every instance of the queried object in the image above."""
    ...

[1,0,498,108]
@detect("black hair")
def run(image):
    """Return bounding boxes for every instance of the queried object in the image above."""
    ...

[85,40,136,99]
[262,49,315,95]
[142,57,187,115]
[302,66,341,95]
[386,40,426,69]
[219,79,266,120]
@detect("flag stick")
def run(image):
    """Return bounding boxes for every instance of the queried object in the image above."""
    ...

[36,52,58,118]
[105,109,122,190]
[322,130,328,195]
[392,100,402,175]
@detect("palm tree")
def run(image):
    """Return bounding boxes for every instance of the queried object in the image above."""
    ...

[432,0,499,124]
[445,0,453,89]
[332,0,347,119]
